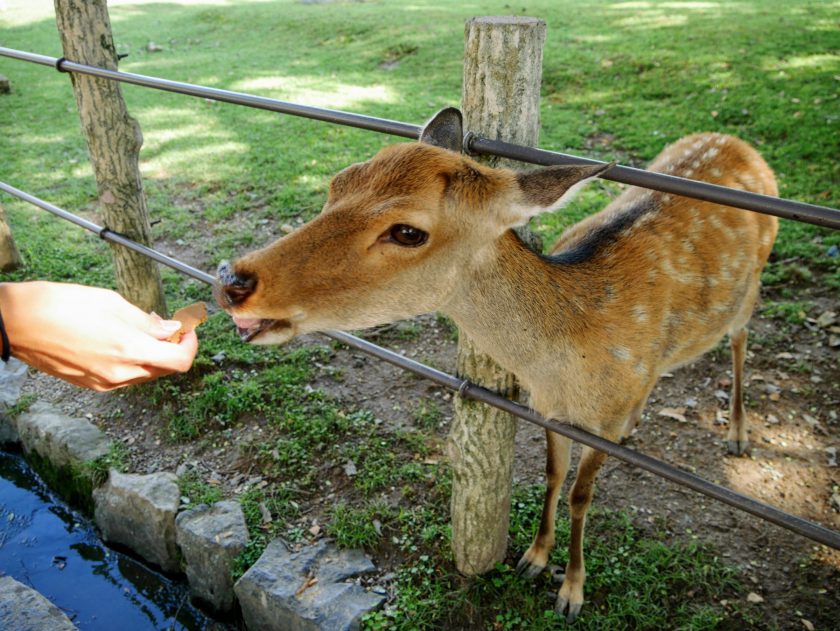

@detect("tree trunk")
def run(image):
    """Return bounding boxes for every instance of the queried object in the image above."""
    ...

[448,16,546,576]
[0,204,23,272]
[54,0,166,315]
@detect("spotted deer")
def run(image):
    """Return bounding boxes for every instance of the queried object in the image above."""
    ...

[215,108,778,620]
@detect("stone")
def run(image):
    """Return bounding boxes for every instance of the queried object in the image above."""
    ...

[93,470,181,572]
[0,359,29,444]
[235,539,384,631]
[16,401,110,468]
[0,357,27,406]
[175,500,249,612]
[0,575,77,630]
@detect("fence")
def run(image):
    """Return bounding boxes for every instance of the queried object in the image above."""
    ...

[1,46,839,552]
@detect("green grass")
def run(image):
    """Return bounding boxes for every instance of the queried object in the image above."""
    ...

[0,1,837,627]
[361,482,744,630]
[177,468,222,508]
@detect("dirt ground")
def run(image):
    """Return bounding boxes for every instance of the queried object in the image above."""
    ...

[20,278,840,630]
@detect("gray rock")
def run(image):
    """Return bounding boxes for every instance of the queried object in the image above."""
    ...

[235,539,384,631]
[0,357,27,406]
[0,575,77,630]
[175,500,249,612]
[93,470,181,572]
[16,401,110,468]
[0,358,28,445]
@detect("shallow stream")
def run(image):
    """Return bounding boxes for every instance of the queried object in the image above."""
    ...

[0,449,228,630]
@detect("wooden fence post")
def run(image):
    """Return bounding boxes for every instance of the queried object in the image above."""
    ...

[449,16,547,575]
[0,204,23,272]
[54,0,167,315]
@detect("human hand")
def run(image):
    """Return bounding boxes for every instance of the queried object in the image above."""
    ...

[0,281,198,391]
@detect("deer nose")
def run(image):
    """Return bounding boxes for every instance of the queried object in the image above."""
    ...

[215,260,256,307]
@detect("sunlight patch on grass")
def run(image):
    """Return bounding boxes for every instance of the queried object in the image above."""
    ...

[142,123,232,147]
[232,76,397,109]
[615,12,690,28]
[143,141,248,177]
[764,53,840,72]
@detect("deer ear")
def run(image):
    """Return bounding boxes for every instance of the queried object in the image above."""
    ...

[507,162,614,225]
[420,107,464,153]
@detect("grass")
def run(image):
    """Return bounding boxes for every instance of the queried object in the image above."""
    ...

[361,482,745,630]
[0,0,837,628]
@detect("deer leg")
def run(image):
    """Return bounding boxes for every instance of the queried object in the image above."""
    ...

[555,445,610,623]
[516,430,571,579]
[727,327,750,455]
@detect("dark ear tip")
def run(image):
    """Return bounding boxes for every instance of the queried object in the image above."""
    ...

[434,107,462,124]
[420,107,464,153]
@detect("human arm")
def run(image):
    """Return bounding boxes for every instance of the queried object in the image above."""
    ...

[0,281,198,391]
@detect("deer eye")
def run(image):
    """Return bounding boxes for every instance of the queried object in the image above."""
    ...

[388,224,428,247]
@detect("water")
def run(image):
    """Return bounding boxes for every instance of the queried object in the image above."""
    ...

[0,449,230,630]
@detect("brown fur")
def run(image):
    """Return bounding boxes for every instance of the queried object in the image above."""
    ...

[218,131,778,620]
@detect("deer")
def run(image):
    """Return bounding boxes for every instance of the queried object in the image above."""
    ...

[214,108,778,621]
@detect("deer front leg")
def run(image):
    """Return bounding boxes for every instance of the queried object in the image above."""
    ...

[516,431,571,579]
[555,445,609,623]
[727,327,750,455]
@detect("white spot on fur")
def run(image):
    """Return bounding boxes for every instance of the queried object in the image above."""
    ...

[662,258,701,284]
[707,215,725,231]
[703,147,720,161]
[610,346,632,361]
[632,305,648,323]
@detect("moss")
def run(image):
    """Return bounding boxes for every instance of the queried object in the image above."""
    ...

[24,450,98,515]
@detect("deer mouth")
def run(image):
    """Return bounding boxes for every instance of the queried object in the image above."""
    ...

[233,316,292,343]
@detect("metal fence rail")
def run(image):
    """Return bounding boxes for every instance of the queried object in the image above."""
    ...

[2,180,839,551]
[1,46,839,230]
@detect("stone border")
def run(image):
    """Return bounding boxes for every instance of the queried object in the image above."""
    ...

[0,360,385,630]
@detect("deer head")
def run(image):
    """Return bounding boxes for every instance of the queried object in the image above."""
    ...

[215,107,607,344]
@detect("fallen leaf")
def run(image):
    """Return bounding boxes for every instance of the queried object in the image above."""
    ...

[658,407,687,423]
[801,619,815,631]
[295,576,319,597]
[747,592,764,604]
[309,523,321,537]
[816,311,837,328]
[258,502,273,524]
[775,352,795,360]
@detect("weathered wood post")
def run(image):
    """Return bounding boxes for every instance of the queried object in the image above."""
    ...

[0,205,23,272]
[54,0,167,315]
[448,16,546,575]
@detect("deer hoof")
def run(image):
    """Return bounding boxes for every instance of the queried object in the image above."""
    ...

[727,439,750,456]
[555,593,582,623]
[515,556,545,580]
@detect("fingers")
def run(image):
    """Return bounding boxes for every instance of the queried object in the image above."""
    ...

[147,312,185,340]
[134,331,199,374]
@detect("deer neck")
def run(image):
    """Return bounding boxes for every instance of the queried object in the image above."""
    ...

[441,230,606,381]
